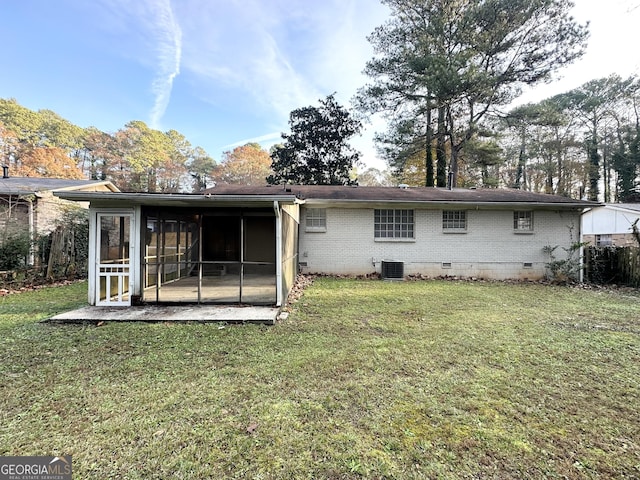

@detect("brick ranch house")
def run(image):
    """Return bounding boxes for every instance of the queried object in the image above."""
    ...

[0,168,119,265]
[55,185,597,307]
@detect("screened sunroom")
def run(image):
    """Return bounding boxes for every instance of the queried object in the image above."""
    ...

[56,191,300,307]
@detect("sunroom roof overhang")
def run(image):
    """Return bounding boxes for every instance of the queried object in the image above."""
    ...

[54,191,302,208]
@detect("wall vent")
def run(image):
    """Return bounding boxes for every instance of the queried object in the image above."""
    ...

[381,261,404,280]
[523,262,533,269]
[441,262,452,269]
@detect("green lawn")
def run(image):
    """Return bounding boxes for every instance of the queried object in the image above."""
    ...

[1,278,639,479]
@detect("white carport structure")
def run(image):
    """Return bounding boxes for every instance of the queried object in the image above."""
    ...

[582,203,640,246]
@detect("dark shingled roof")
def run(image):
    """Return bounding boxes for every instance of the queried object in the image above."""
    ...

[204,184,597,207]
[0,177,114,195]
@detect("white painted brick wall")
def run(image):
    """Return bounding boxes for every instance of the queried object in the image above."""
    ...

[299,206,581,280]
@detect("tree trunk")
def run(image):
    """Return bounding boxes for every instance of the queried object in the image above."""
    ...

[448,106,459,188]
[602,131,610,202]
[556,147,564,196]
[515,129,526,189]
[588,134,600,201]
[436,106,447,187]
[425,107,434,187]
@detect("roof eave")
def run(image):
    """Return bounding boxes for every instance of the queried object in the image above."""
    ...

[52,181,120,193]
[54,191,301,206]
[303,198,597,209]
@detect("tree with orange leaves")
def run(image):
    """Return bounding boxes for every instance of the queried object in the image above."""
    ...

[213,143,272,185]
[15,147,84,179]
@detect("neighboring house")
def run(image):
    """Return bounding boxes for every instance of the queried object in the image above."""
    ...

[55,185,596,308]
[0,167,119,264]
[582,204,640,247]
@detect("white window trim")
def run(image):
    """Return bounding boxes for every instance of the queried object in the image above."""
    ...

[374,209,415,240]
[514,211,534,233]
[595,234,612,246]
[442,210,467,233]
[374,237,417,243]
[305,208,327,233]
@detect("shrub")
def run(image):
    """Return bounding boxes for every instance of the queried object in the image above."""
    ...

[0,232,31,270]
[543,241,586,284]
[543,224,586,284]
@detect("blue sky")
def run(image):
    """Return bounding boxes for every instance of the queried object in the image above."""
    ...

[1,0,639,171]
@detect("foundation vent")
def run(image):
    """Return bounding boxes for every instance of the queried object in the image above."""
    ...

[381,261,404,280]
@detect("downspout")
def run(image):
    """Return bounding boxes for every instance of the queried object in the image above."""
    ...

[198,215,203,304]
[579,209,585,283]
[88,209,97,305]
[274,201,283,307]
[132,206,142,300]
[240,214,244,303]
[27,197,35,266]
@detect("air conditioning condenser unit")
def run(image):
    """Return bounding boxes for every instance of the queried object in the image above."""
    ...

[381,260,404,280]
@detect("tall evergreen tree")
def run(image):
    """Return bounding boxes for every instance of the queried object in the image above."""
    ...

[268,94,362,185]
[356,0,589,187]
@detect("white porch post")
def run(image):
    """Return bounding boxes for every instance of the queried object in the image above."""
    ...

[131,205,142,298]
[87,208,97,305]
[274,201,283,307]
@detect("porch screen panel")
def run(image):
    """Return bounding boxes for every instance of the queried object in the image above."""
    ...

[143,216,200,303]
[144,218,159,291]
[98,214,131,305]
[242,216,277,304]
[199,215,241,303]
[142,210,280,305]
[281,206,299,302]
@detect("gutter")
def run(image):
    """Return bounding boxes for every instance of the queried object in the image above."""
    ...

[27,197,35,266]
[302,198,599,209]
[54,191,301,205]
[54,190,597,209]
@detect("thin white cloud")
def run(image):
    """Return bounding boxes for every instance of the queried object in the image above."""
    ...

[179,1,321,120]
[222,132,283,151]
[179,4,322,105]
[148,0,182,129]
[95,0,182,129]
[174,0,390,167]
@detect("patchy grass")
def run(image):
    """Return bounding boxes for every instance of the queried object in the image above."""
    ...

[1,278,639,479]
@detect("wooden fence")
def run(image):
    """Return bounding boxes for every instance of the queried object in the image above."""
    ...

[584,246,640,287]
[0,224,88,288]
[45,225,88,278]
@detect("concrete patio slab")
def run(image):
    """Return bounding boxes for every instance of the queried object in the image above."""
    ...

[48,305,280,324]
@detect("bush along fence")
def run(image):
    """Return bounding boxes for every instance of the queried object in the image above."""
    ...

[584,246,640,287]
[0,210,88,288]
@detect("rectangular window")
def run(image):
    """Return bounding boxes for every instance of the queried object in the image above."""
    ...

[514,211,533,231]
[305,208,326,232]
[595,234,612,246]
[442,210,466,230]
[374,209,414,239]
